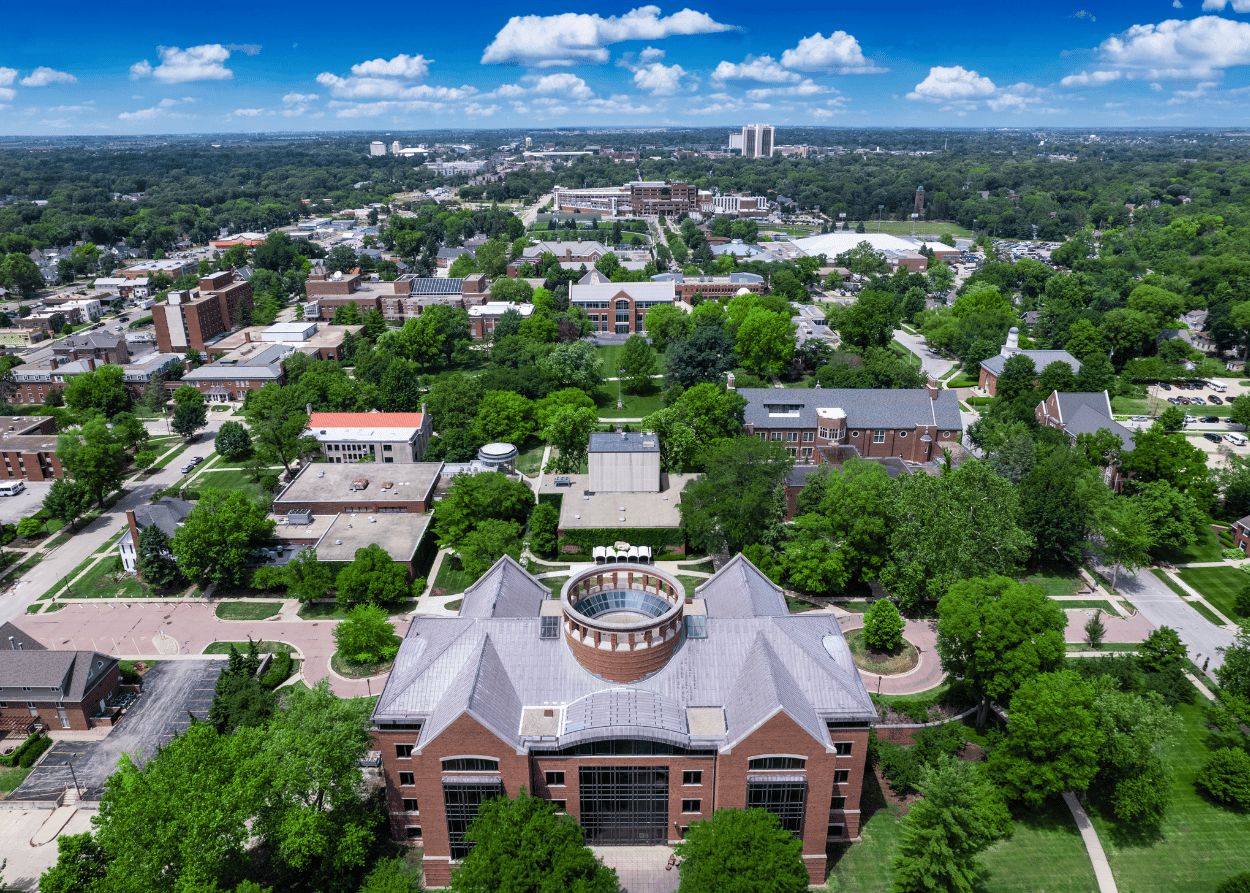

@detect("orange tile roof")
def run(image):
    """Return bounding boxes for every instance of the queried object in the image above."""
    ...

[308,412,425,428]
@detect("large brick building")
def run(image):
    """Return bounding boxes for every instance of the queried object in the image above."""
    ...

[305,269,488,324]
[570,280,677,335]
[651,271,764,303]
[0,624,121,731]
[153,271,254,355]
[978,328,1081,397]
[737,380,964,465]
[372,554,874,886]
[0,416,62,481]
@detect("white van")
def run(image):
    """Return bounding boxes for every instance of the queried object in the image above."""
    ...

[0,481,25,497]
[1227,433,1248,447]
[1207,381,1228,393]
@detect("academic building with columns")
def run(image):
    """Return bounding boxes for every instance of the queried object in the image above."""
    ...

[371,554,875,886]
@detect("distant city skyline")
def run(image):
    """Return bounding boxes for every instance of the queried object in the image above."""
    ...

[5,1,1250,134]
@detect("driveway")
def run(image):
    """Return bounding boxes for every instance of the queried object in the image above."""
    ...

[892,328,954,380]
[12,660,222,801]
[1092,557,1237,670]
[0,481,53,525]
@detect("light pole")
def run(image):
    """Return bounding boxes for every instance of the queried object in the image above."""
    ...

[877,205,884,233]
[617,367,624,409]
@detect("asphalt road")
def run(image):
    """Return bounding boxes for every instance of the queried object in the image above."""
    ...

[893,327,954,380]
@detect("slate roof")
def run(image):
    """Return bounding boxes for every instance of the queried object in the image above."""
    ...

[737,387,963,433]
[373,555,875,753]
[457,555,549,619]
[588,431,660,454]
[0,622,45,652]
[981,349,1081,377]
[1064,404,1136,452]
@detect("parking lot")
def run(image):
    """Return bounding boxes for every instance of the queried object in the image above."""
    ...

[0,480,52,525]
[11,660,222,801]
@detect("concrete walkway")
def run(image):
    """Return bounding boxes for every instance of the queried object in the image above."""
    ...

[839,616,945,696]
[1063,792,1119,893]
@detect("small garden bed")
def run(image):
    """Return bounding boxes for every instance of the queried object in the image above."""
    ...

[677,560,715,573]
[203,640,297,654]
[215,601,281,621]
[297,602,349,620]
[847,629,919,675]
[444,599,463,612]
[331,650,395,678]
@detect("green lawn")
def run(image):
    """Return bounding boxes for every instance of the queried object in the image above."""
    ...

[1023,571,1081,598]
[678,575,706,599]
[827,774,1097,893]
[677,560,715,573]
[296,602,349,620]
[542,576,569,598]
[1176,566,1245,621]
[63,555,149,599]
[595,344,627,374]
[432,556,472,596]
[0,766,31,795]
[1089,700,1250,893]
[203,640,297,654]
[516,435,545,477]
[191,469,270,502]
[888,340,922,369]
[1157,525,1225,564]
[786,595,819,613]
[595,391,666,419]
[215,601,282,621]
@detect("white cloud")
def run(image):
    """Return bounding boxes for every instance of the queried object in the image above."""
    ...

[712,54,800,84]
[130,45,234,83]
[232,108,265,116]
[640,46,666,63]
[583,94,657,114]
[47,103,94,112]
[118,106,163,121]
[907,65,997,101]
[20,67,77,87]
[224,44,262,56]
[481,5,736,67]
[779,31,886,74]
[465,102,499,117]
[528,72,595,100]
[1098,16,1250,78]
[283,92,318,105]
[1174,0,1184,6]
[1202,0,1250,9]
[813,107,835,118]
[1151,82,1164,90]
[1167,80,1219,102]
[0,68,16,101]
[744,79,830,100]
[632,62,688,95]
[349,54,431,79]
[1060,69,1123,86]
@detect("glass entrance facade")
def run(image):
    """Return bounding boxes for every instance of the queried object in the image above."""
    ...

[578,766,670,845]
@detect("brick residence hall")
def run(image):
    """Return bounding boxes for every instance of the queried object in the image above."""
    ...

[371,554,875,887]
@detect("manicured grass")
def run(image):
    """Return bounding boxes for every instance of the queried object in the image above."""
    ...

[1177,566,1246,621]
[828,771,1095,893]
[191,469,270,503]
[93,528,129,555]
[595,390,666,419]
[678,575,706,599]
[444,599,463,612]
[888,340,922,369]
[530,563,571,572]
[203,640,297,654]
[151,441,193,470]
[595,344,627,374]
[1023,571,1081,598]
[1157,525,1225,564]
[543,576,569,598]
[1089,700,1250,892]
[1054,599,1128,611]
[432,556,472,596]
[64,555,149,599]
[786,595,819,613]
[846,629,919,675]
[215,601,282,621]
[0,766,31,795]
[1067,643,1145,653]
[516,435,545,477]
[297,602,349,620]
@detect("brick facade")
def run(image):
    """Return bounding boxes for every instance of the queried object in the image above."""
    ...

[0,664,120,731]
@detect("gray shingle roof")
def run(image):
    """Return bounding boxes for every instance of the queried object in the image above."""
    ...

[1055,391,1111,423]
[1064,404,1135,452]
[0,650,116,702]
[0,622,45,652]
[458,555,549,619]
[374,556,876,753]
[981,349,1081,377]
[131,498,193,540]
[589,432,660,454]
[738,387,962,433]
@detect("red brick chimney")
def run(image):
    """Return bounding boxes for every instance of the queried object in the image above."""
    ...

[926,375,939,401]
[48,358,58,371]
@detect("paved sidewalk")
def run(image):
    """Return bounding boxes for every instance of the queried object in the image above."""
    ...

[18,601,401,697]
[1063,791,1118,893]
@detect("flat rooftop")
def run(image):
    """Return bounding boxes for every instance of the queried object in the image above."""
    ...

[314,511,432,564]
[275,462,444,507]
[546,473,691,529]
[211,324,362,354]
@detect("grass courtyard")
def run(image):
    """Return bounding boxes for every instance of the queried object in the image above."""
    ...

[1176,565,1246,621]
[1156,525,1225,565]
[191,469,271,503]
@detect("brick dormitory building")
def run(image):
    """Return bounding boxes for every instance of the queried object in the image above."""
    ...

[371,554,875,886]
[154,271,254,355]
[0,621,121,731]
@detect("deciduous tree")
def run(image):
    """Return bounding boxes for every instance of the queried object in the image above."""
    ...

[334,543,409,608]
[57,417,125,509]
[679,437,792,555]
[618,334,656,393]
[671,807,807,893]
[333,605,400,664]
[171,489,275,586]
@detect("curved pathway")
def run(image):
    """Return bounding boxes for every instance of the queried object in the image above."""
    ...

[839,616,944,696]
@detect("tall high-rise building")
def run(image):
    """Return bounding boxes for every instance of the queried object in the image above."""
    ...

[369,141,386,156]
[741,124,775,158]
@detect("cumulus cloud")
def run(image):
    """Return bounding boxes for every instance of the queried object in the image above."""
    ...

[1060,69,1124,86]
[744,79,831,100]
[528,72,595,100]
[481,5,736,67]
[779,31,886,74]
[1098,16,1250,78]
[224,44,262,56]
[712,54,800,84]
[907,65,997,102]
[640,46,666,63]
[283,92,318,105]
[130,45,234,83]
[1202,0,1250,8]
[349,54,431,79]
[20,67,77,87]
[232,108,265,116]
[1167,80,1219,102]
[0,68,15,102]
[632,62,689,95]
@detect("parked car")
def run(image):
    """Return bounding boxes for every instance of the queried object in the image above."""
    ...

[1178,396,1191,404]
[1130,415,1148,421]
[1227,433,1248,446]
[190,455,204,465]
[1159,383,1172,391]
[1192,397,1207,405]
[180,462,194,474]
[1201,416,1220,423]
[1210,395,1224,405]
[1204,433,1223,443]
[1167,397,1181,405]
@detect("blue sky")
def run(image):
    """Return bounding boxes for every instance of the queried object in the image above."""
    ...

[6,1,1250,133]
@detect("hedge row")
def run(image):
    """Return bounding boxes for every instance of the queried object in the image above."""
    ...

[260,652,293,689]
[558,527,684,552]
[0,732,46,768]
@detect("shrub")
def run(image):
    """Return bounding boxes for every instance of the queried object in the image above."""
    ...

[19,735,53,768]
[1085,609,1106,649]
[180,489,200,502]
[1197,747,1250,808]
[334,604,400,664]
[863,599,905,652]
[0,732,43,767]
[118,661,141,685]
[260,651,293,688]
[1217,872,1250,893]
[1224,548,1246,561]
[1237,582,1250,618]
[877,741,922,794]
